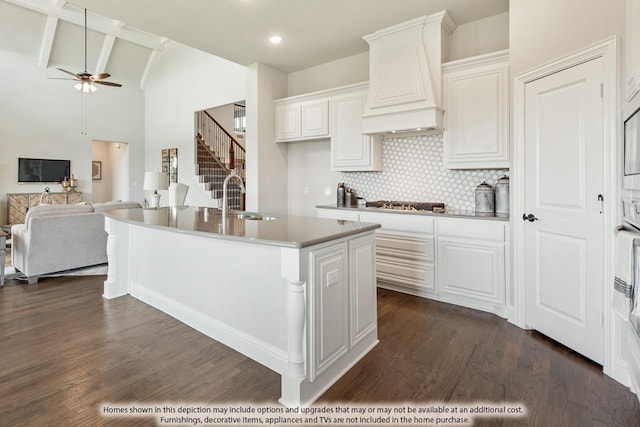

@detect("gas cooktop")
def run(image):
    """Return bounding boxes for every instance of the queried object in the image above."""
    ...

[365,200,445,212]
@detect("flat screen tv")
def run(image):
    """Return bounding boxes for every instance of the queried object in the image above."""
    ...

[18,157,71,183]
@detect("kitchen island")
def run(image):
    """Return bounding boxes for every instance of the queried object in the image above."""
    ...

[102,206,380,407]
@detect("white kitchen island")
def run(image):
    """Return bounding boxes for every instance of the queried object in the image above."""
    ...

[102,206,380,407]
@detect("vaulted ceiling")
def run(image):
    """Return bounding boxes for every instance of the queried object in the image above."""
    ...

[1,0,509,88]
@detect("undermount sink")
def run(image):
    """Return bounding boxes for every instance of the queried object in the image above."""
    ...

[231,213,279,221]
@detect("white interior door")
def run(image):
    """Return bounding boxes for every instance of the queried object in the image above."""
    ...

[524,57,604,364]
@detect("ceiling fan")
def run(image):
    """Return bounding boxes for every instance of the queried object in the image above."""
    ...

[50,8,122,93]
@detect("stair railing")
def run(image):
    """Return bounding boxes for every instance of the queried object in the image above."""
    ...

[195,110,246,210]
[196,110,246,178]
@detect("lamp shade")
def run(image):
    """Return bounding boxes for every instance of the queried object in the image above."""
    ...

[143,171,168,191]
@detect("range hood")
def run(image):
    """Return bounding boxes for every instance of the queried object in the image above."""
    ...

[362,11,456,135]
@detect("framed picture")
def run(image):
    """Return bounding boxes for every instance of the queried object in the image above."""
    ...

[92,161,102,180]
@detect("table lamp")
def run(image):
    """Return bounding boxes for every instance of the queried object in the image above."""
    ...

[143,171,168,208]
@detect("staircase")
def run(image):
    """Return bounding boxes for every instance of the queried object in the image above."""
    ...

[195,110,246,210]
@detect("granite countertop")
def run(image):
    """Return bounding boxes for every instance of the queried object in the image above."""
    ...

[316,204,510,221]
[103,206,381,248]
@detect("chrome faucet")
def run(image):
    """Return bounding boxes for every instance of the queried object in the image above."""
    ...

[222,169,246,216]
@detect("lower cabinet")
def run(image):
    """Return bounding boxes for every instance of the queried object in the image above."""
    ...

[437,237,505,304]
[376,230,435,292]
[317,207,509,317]
[308,233,376,381]
[437,217,507,308]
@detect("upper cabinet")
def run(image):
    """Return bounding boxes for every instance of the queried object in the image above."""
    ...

[275,97,330,142]
[627,0,640,103]
[274,82,382,171]
[442,50,510,169]
[331,86,382,171]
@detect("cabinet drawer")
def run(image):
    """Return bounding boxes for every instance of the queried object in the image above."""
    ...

[437,217,505,242]
[359,211,434,233]
[376,231,434,262]
[377,256,435,291]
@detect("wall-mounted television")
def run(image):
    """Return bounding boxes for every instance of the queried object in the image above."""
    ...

[18,157,71,183]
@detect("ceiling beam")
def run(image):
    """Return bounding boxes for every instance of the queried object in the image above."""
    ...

[140,38,169,90]
[95,34,116,73]
[6,0,166,51]
[38,15,58,69]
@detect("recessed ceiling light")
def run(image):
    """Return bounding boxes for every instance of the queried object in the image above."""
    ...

[269,35,282,44]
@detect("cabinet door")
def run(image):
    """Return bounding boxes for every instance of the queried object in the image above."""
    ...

[301,99,330,138]
[275,103,301,141]
[331,91,382,171]
[443,53,509,169]
[309,243,349,381]
[349,234,377,347]
[437,237,505,304]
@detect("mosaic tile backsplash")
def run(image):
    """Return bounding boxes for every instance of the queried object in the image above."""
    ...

[340,133,508,211]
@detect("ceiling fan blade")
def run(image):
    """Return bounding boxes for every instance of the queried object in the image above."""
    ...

[91,72,110,80]
[57,68,79,78]
[93,80,122,87]
[47,77,79,80]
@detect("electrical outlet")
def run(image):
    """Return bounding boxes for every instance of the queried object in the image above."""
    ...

[324,187,331,196]
[303,186,310,195]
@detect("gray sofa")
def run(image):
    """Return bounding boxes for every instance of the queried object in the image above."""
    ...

[11,201,141,284]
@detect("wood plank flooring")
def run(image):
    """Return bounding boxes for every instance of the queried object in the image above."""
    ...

[0,275,638,426]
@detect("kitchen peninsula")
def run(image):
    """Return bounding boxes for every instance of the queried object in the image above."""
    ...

[102,206,380,407]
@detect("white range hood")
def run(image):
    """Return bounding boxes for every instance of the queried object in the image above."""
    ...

[362,11,456,135]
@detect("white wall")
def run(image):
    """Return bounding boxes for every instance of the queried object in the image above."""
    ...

[0,49,144,224]
[245,63,288,215]
[91,140,129,202]
[509,0,624,76]
[91,141,112,202]
[288,140,340,217]
[449,12,509,61]
[143,41,246,208]
[287,52,369,97]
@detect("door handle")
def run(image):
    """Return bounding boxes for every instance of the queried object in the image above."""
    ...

[522,213,539,222]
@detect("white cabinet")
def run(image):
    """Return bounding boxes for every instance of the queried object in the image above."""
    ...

[348,234,377,347]
[442,50,509,169]
[436,217,506,306]
[626,0,640,102]
[308,234,377,381]
[376,230,435,292]
[359,211,435,293]
[275,98,329,142]
[316,207,509,317]
[331,90,382,171]
[309,242,349,380]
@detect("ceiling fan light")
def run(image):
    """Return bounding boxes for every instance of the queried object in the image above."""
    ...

[88,83,97,93]
[74,82,83,91]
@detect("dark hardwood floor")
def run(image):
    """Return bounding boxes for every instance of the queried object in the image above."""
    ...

[0,275,638,426]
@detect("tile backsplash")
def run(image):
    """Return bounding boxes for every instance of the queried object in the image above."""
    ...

[340,133,508,211]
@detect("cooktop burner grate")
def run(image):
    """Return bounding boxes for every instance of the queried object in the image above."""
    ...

[365,200,445,211]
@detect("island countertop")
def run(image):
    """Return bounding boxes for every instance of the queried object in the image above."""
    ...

[103,206,380,248]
